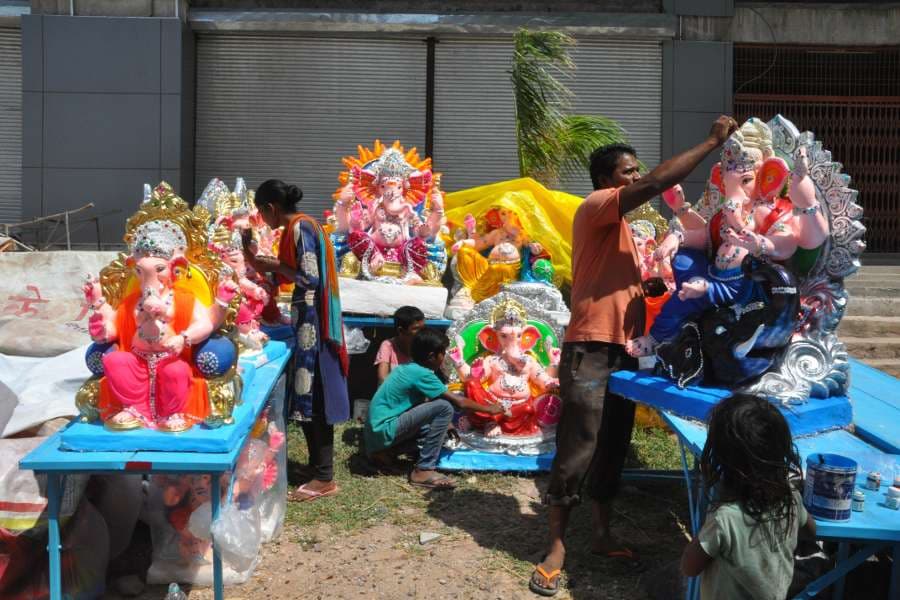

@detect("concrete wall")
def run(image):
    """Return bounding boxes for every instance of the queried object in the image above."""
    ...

[684,4,900,45]
[662,40,733,207]
[188,0,664,13]
[21,15,194,246]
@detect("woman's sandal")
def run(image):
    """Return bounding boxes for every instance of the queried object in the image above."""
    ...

[529,563,561,597]
[287,482,339,503]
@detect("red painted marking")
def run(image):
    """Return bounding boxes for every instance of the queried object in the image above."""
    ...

[0,500,48,512]
[3,284,50,318]
[125,461,153,471]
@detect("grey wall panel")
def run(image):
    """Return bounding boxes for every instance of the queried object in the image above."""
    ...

[672,41,728,113]
[432,39,520,193]
[0,28,22,223]
[195,34,427,220]
[43,168,161,244]
[43,93,161,169]
[22,92,41,169]
[21,167,41,220]
[21,16,41,93]
[43,16,161,93]
[161,93,182,169]
[161,19,185,95]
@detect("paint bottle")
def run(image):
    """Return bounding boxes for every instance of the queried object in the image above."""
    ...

[887,486,900,510]
[865,471,882,491]
[851,489,865,512]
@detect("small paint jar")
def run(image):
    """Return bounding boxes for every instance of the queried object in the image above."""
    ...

[851,489,865,512]
[865,471,882,490]
[887,486,900,510]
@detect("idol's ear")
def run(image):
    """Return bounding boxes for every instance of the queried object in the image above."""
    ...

[757,157,790,201]
[477,326,500,354]
[125,256,136,269]
[169,255,189,278]
[520,325,541,351]
[709,163,724,194]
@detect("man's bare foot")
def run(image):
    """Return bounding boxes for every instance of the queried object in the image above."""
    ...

[408,468,456,489]
[530,547,565,596]
[678,277,709,301]
[626,335,657,358]
[484,422,502,438]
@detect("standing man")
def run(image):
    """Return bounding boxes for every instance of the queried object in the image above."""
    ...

[530,116,739,596]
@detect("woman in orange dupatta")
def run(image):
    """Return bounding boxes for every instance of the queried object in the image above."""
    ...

[243,179,349,503]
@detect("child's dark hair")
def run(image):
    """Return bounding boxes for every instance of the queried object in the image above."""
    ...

[411,329,449,382]
[589,143,637,189]
[701,393,802,535]
[394,306,425,331]
[255,179,302,212]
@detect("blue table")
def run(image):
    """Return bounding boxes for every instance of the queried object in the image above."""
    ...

[662,410,900,600]
[19,350,291,600]
[343,315,453,329]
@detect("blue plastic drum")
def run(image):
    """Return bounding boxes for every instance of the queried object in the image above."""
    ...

[803,453,858,521]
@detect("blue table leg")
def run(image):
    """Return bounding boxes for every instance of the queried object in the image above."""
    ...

[46,473,63,600]
[833,542,849,600]
[677,440,701,600]
[792,542,885,600]
[891,544,899,600]
[211,472,223,600]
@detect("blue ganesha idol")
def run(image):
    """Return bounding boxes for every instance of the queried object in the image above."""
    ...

[629,116,864,404]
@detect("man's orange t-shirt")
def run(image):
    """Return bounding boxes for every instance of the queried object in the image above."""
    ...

[564,187,645,345]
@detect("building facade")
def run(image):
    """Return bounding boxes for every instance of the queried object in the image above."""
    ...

[1,1,897,251]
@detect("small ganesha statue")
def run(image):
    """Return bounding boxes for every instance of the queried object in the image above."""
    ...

[77,183,242,432]
[445,294,563,455]
[449,206,554,310]
[330,140,447,285]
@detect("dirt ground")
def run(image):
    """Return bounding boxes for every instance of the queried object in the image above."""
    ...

[107,475,691,600]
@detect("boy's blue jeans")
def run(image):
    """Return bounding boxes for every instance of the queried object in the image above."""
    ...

[394,399,454,470]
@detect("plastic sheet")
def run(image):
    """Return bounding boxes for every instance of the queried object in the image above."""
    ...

[0,499,109,600]
[146,380,287,587]
[344,327,371,356]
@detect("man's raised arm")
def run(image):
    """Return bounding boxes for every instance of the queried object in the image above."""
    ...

[618,115,738,217]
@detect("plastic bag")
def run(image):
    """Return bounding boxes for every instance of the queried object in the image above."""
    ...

[344,327,371,355]
[145,382,287,587]
[210,503,261,573]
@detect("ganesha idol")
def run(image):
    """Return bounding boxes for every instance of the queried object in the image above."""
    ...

[446,206,555,317]
[197,177,284,338]
[629,116,865,403]
[330,140,448,285]
[76,183,243,432]
[444,294,563,455]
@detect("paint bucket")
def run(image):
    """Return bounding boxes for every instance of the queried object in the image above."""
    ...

[803,453,858,521]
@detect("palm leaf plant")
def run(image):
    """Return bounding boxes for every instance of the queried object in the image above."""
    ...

[511,29,631,188]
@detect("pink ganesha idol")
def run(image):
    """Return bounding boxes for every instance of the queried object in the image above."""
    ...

[448,297,561,439]
[82,183,240,432]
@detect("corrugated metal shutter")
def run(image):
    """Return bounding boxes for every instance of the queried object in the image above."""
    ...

[564,39,662,197]
[433,39,519,192]
[0,28,22,224]
[433,37,661,198]
[195,34,427,220]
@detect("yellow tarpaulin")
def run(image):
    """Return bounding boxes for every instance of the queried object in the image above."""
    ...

[443,177,583,288]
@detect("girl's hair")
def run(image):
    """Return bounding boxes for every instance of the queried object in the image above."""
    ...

[411,329,449,383]
[394,306,425,331]
[255,179,303,212]
[701,393,802,536]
